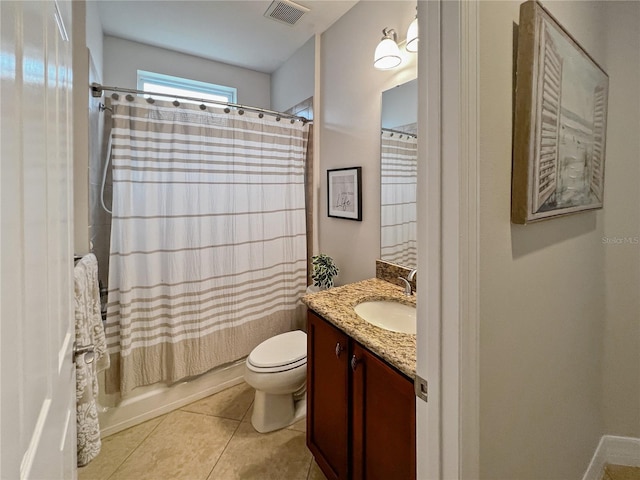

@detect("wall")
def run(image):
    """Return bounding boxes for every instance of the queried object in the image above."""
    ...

[86,0,103,76]
[319,1,417,285]
[479,2,609,478]
[72,0,90,253]
[381,78,417,129]
[602,1,640,438]
[271,36,315,113]
[85,1,106,285]
[103,36,271,108]
[73,0,104,257]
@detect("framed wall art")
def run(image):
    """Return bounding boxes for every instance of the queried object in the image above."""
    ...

[327,167,362,221]
[512,0,609,224]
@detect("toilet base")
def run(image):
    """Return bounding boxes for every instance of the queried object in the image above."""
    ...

[251,390,307,433]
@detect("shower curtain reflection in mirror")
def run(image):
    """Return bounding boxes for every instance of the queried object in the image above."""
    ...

[104,97,309,394]
[380,130,417,268]
[380,78,418,269]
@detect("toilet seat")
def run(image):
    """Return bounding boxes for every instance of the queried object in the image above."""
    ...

[247,330,307,373]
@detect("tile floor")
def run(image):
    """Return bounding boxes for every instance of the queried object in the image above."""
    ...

[78,382,327,480]
[602,464,640,480]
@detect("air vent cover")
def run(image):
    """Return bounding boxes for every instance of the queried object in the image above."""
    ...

[264,0,309,26]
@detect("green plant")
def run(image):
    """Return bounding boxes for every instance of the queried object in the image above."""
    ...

[311,254,339,289]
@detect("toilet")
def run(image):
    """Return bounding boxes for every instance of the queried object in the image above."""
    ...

[244,330,307,433]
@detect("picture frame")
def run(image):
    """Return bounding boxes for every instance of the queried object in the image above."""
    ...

[327,167,362,221]
[512,0,609,224]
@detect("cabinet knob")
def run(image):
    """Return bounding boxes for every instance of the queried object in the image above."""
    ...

[335,342,343,359]
[351,355,359,371]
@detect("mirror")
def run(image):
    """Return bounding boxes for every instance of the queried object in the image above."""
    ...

[380,79,418,269]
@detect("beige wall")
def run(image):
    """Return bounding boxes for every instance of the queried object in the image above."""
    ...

[73,0,104,256]
[602,2,640,437]
[86,0,103,76]
[271,36,315,113]
[103,36,271,109]
[72,0,92,254]
[319,1,417,285]
[479,2,612,478]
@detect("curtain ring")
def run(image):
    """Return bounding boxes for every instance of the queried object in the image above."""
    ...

[146,97,155,104]
[258,113,264,119]
[173,100,180,107]
[224,107,231,113]
[111,93,119,100]
[275,116,281,122]
[125,94,134,101]
[199,104,206,110]
[290,119,295,124]
[238,109,244,115]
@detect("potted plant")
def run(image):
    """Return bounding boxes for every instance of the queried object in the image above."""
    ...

[310,254,339,291]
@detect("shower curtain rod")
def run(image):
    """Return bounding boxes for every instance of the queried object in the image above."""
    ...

[90,83,310,124]
[381,127,417,138]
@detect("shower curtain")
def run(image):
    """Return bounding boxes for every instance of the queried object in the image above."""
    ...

[380,131,418,267]
[104,96,309,394]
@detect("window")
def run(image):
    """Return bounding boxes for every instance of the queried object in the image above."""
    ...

[136,70,237,105]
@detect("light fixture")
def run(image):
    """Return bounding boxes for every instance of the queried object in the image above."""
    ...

[406,15,418,53]
[374,28,402,70]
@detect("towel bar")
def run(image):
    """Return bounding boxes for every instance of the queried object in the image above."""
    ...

[73,342,95,364]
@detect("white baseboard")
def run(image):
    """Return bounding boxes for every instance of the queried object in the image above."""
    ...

[98,360,246,438]
[583,436,640,480]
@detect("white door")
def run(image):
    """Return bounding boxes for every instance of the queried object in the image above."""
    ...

[1,1,76,478]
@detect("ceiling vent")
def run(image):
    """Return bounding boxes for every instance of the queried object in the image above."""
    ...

[264,0,309,26]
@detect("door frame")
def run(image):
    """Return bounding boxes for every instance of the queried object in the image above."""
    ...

[416,1,480,478]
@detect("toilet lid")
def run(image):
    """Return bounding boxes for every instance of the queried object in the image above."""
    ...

[247,330,307,369]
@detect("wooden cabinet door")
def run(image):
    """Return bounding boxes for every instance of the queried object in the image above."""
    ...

[351,343,416,480]
[307,311,350,480]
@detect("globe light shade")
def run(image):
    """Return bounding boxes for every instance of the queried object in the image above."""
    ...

[406,17,418,53]
[374,35,402,70]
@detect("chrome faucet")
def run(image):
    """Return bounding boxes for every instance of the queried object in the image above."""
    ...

[407,268,417,282]
[398,269,417,296]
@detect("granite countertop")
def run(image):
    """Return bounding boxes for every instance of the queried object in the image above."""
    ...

[302,278,416,379]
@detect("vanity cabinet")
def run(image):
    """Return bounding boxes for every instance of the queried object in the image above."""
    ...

[307,310,350,479]
[307,311,416,480]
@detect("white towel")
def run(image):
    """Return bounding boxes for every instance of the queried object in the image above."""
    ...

[74,254,110,467]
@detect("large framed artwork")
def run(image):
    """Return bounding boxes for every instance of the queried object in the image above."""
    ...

[512,0,609,224]
[327,167,362,221]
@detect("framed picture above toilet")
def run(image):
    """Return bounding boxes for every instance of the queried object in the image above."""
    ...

[327,167,362,221]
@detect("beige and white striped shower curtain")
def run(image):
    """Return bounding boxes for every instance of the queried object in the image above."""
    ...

[380,131,418,267]
[105,97,309,394]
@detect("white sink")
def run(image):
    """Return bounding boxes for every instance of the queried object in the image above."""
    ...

[354,300,416,334]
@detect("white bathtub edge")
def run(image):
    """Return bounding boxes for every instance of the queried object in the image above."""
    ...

[99,361,246,438]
